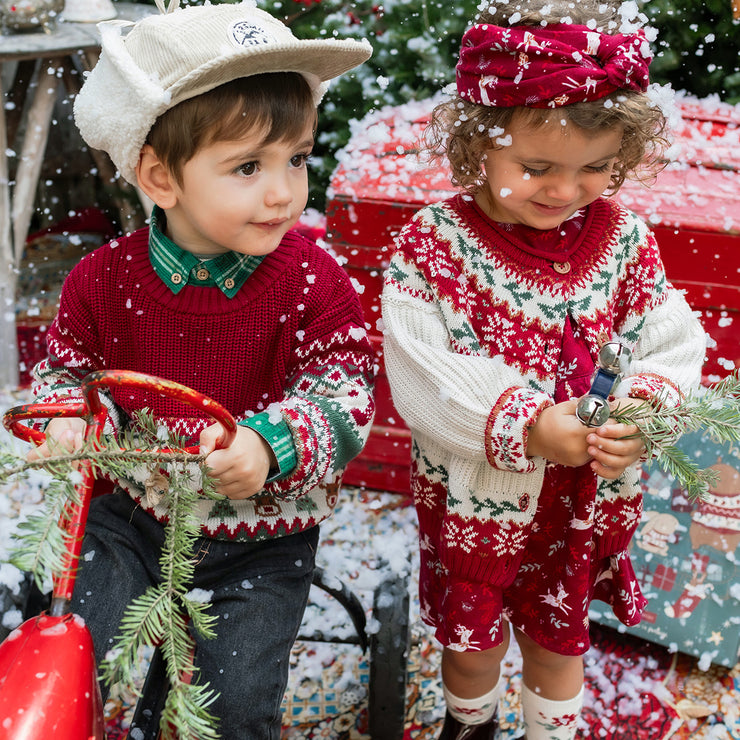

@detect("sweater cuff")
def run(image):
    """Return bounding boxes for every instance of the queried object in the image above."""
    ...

[485,387,553,473]
[623,372,683,408]
[240,413,297,481]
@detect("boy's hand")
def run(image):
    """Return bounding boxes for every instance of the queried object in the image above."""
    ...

[200,424,277,500]
[27,417,87,461]
[586,399,646,480]
[526,400,592,467]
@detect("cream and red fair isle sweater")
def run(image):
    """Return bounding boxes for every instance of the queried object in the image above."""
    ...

[33,227,375,542]
[381,194,706,586]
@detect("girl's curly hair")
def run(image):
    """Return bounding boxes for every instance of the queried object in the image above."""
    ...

[424,0,669,195]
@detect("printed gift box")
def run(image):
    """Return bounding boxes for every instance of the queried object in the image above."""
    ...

[588,429,740,668]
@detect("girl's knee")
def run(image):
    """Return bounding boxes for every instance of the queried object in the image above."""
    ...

[514,627,584,699]
[514,628,580,670]
[443,633,510,678]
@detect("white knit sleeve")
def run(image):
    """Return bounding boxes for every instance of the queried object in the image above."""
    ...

[620,287,706,404]
[381,262,552,470]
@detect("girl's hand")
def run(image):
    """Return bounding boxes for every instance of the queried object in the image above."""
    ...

[526,400,592,467]
[26,417,87,461]
[586,399,646,480]
[200,424,277,500]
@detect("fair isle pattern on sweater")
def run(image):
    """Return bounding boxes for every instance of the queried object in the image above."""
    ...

[381,194,706,586]
[33,227,375,542]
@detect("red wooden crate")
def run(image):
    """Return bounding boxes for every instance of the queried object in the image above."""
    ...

[329,96,740,492]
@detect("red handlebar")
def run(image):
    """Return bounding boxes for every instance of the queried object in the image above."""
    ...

[3,369,237,451]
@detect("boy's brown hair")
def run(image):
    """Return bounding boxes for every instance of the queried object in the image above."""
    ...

[146,72,317,185]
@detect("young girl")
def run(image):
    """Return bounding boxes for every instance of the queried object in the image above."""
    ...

[381,1,706,738]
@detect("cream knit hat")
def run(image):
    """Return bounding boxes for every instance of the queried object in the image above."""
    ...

[74,0,373,184]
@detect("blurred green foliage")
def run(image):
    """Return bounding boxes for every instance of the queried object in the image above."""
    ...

[642,0,740,104]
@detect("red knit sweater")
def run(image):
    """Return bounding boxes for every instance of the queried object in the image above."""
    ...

[33,227,376,541]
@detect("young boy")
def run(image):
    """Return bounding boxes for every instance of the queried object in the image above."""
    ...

[28,2,374,737]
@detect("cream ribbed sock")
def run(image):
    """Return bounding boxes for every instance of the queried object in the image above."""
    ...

[521,683,583,740]
[443,674,504,725]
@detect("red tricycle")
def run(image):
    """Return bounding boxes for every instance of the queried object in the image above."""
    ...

[0,369,237,739]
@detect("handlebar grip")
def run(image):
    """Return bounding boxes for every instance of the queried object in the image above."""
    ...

[2,401,91,446]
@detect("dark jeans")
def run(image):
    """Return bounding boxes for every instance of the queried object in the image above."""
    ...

[71,489,318,739]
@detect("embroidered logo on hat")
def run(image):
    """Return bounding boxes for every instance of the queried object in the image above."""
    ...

[229,21,274,48]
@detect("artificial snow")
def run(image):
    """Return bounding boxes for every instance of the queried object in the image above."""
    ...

[184,588,213,605]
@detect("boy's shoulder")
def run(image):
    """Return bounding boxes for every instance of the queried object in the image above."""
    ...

[72,226,149,274]
[82,225,148,257]
[279,227,326,257]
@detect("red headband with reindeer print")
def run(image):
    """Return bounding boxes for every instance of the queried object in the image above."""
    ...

[456,23,652,108]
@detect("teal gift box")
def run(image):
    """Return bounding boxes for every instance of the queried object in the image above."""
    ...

[589,430,740,668]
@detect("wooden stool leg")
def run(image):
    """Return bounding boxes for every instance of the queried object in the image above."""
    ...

[12,57,58,252]
[0,62,19,389]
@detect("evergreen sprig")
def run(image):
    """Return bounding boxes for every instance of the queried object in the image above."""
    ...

[0,411,224,739]
[610,371,740,500]
[9,475,71,593]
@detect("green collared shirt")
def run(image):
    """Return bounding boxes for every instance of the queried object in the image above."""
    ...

[149,206,262,297]
[148,207,296,481]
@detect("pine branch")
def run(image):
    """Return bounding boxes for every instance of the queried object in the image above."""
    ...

[100,589,170,692]
[0,448,208,482]
[610,371,740,500]
[10,477,69,592]
[0,410,224,738]
[160,680,221,740]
